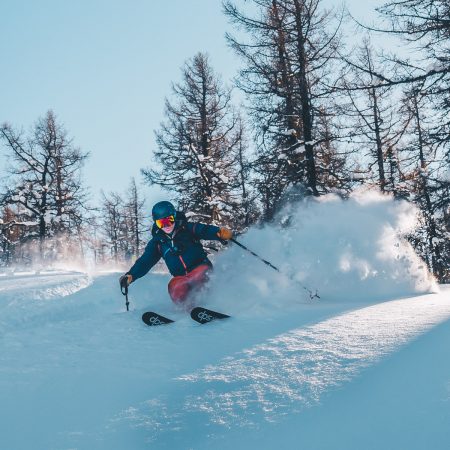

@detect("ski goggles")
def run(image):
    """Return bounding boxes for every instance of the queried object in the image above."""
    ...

[155,215,175,229]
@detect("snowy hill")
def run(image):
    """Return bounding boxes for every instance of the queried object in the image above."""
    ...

[1,192,449,450]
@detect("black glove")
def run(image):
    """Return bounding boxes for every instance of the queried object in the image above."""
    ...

[119,273,133,289]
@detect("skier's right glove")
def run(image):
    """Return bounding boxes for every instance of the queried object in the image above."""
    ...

[119,273,133,289]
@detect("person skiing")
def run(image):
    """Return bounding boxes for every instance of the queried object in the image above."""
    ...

[119,201,233,304]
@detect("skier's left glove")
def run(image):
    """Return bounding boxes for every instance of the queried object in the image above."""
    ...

[217,227,233,240]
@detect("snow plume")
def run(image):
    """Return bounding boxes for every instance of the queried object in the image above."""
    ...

[206,189,436,313]
[3,231,126,275]
[8,232,91,273]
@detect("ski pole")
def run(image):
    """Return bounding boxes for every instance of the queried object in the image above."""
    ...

[121,283,130,311]
[230,238,320,300]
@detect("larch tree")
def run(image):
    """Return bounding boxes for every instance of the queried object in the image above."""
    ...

[224,0,345,219]
[398,85,449,281]
[341,39,408,194]
[0,111,89,264]
[123,178,149,260]
[345,0,450,281]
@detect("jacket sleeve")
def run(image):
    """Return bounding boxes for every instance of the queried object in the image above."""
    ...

[128,239,161,281]
[187,221,221,241]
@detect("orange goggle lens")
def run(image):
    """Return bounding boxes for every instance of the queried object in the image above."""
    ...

[155,215,175,228]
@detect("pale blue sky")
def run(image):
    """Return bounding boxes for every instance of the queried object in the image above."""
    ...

[0,0,385,205]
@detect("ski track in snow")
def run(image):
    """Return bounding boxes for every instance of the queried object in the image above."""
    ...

[123,291,450,443]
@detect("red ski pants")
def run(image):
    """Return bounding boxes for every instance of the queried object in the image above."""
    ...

[168,264,211,304]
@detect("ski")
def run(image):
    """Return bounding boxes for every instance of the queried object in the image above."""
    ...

[142,311,174,326]
[190,306,230,324]
[142,307,230,326]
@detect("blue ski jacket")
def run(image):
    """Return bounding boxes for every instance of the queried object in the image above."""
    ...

[128,212,221,280]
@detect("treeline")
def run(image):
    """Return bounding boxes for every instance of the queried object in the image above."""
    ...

[0,0,448,281]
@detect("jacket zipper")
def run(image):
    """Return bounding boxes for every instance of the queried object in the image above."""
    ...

[168,229,188,275]
[178,255,188,274]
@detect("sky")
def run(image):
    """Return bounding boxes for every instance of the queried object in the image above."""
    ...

[0,0,386,207]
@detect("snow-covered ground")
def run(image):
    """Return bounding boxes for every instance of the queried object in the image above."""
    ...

[1,192,449,450]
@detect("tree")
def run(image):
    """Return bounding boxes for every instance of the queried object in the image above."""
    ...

[98,181,149,265]
[100,192,126,263]
[123,178,148,259]
[0,111,89,264]
[343,0,450,282]
[224,0,345,219]
[229,115,260,227]
[397,85,450,281]
[341,40,408,194]
[143,52,246,228]
[0,206,30,266]
[348,0,450,159]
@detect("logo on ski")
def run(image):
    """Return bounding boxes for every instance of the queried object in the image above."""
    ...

[190,306,230,324]
[142,311,174,326]
[148,316,164,325]
[141,307,229,326]
[197,311,213,322]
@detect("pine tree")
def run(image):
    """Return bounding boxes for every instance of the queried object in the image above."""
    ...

[143,52,245,227]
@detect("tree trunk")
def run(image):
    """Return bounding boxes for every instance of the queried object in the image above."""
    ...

[371,87,386,191]
[293,0,318,195]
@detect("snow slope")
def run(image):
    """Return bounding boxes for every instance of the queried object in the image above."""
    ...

[1,192,449,450]
[1,273,448,450]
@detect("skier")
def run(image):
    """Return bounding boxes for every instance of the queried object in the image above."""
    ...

[119,201,233,304]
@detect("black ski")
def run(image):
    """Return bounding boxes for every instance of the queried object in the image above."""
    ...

[142,307,230,326]
[190,306,230,324]
[142,311,174,326]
